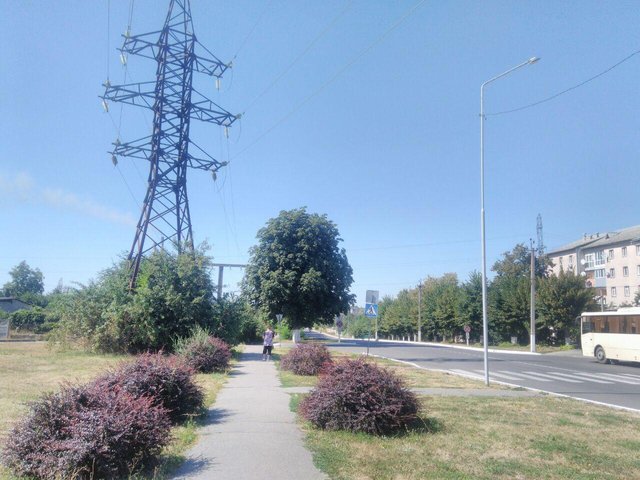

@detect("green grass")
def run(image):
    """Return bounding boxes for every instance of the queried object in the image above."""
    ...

[0,342,229,480]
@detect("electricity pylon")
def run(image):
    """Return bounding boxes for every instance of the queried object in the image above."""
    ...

[101,0,237,288]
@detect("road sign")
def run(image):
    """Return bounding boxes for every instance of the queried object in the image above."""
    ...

[464,325,471,333]
[365,303,378,318]
[365,290,379,305]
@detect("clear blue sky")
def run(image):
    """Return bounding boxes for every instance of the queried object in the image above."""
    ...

[1,1,638,307]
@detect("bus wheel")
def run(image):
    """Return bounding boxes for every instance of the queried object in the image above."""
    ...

[595,346,607,364]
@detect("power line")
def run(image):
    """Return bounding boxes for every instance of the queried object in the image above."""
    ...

[348,234,533,252]
[231,0,428,160]
[242,0,354,113]
[487,48,640,116]
[231,0,274,61]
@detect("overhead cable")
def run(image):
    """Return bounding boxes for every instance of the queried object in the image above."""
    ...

[242,0,354,112]
[487,48,640,116]
[231,0,428,160]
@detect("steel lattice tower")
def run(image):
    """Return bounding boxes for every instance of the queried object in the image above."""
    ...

[101,0,237,288]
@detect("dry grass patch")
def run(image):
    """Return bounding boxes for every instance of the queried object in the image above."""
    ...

[0,342,129,441]
[282,346,640,479]
[0,342,229,480]
[299,395,640,480]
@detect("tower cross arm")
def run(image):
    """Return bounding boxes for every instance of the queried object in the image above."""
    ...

[102,82,155,110]
[187,153,227,172]
[193,41,230,77]
[119,31,164,61]
[189,90,238,126]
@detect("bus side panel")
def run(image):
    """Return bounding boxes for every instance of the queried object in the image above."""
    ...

[581,333,595,357]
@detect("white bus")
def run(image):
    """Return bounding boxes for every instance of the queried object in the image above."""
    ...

[581,308,640,363]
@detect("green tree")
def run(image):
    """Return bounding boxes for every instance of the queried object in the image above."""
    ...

[380,289,416,338]
[458,271,483,342]
[488,243,552,344]
[51,245,242,352]
[492,243,552,279]
[3,261,45,300]
[537,271,596,344]
[242,208,355,329]
[344,313,371,339]
[431,273,461,342]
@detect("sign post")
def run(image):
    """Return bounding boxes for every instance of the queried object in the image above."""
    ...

[464,325,471,346]
[365,290,379,356]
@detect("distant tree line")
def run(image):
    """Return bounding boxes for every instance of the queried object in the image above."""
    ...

[1,246,262,351]
[347,244,598,346]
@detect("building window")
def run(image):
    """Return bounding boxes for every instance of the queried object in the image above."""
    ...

[608,249,614,260]
[569,255,574,266]
[584,253,594,269]
[595,251,605,266]
[611,287,617,297]
[637,245,640,256]
[637,265,640,276]
[559,257,563,268]
[622,246,627,257]
[609,268,615,278]
[595,269,605,278]
[624,286,630,297]
[623,266,629,277]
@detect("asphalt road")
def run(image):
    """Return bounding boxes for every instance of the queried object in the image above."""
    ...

[311,332,640,412]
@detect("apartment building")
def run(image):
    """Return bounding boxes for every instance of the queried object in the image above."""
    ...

[547,225,640,308]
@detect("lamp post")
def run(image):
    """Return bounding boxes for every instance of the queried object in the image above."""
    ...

[480,57,539,386]
[417,280,423,342]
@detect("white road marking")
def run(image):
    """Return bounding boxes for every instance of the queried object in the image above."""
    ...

[522,371,583,383]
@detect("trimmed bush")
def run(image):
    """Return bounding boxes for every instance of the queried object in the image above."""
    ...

[175,327,232,373]
[2,382,171,480]
[280,343,332,376]
[94,352,204,424]
[299,359,420,435]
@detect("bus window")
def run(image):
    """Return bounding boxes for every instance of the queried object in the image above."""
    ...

[582,318,593,333]
[609,318,620,333]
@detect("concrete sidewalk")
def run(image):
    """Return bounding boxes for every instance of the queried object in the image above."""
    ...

[171,344,326,480]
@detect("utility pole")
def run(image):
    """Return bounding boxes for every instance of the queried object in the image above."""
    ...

[417,280,423,342]
[530,238,536,353]
[212,263,247,300]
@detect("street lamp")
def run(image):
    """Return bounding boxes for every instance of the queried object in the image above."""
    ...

[480,56,539,386]
[417,280,423,342]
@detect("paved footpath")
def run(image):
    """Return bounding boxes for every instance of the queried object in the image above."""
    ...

[171,344,327,480]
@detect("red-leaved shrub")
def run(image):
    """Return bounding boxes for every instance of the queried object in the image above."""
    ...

[176,333,232,373]
[2,382,170,480]
[280,343,333,376]
[299,359,421,435]
[94,352,204,424]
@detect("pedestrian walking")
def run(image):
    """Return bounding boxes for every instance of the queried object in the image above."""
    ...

[263,325,275,361]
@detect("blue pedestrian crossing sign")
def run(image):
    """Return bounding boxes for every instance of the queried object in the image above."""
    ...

[365,303,378,318]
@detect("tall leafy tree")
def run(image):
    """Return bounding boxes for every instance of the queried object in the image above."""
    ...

[3,261,44,299]
[242,208,355,329]
[458,271,483,341]
[380,289,416,338]
[489,243,552,343]
[431,273,461,341]
[537,271,595,344]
